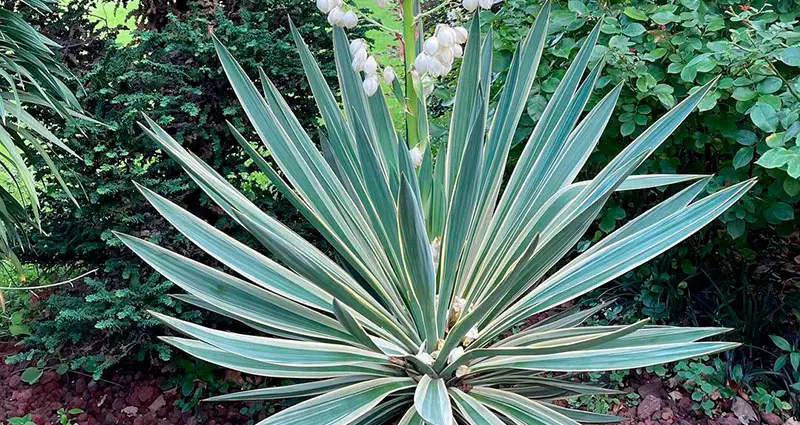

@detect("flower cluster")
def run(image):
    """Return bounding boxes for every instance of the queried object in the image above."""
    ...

[350,39,396,96]
[317,0,359,28]
[462,0,495,12]
[413,24,468,78]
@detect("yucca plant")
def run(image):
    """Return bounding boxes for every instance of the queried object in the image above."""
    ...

[0,0,94,294]
[118,2,755,424]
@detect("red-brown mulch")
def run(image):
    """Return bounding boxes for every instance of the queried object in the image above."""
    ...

[0,340,790,425]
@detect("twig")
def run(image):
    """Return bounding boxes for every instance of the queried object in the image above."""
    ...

[0,268,98,291]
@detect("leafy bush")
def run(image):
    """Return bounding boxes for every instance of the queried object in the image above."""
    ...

[120,2,754,423]
[485,0,799,240]
[13,1,354,374]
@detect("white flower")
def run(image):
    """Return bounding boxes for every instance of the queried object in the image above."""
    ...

[327,6,345,26]
[455,365,471,378]
[375,0,389,7]
[437,26,456,47]
[440,60,453,75]
[462,0,479,12]
[409,145,423,167]
[463,326,479,345]
[363,74,380,96]
[436,46,454,64]
[431,236,441,265]
[351,48,367,72]
[363,56,378,75]
[417,351,434,366]
[452,296,467,315]
[423,37,440,56]
[349,39,368,56]
[427,57,445,77]
[454,26,469,43]
[414,53,432,73]
[479,0,493,9]
[316,0,335,14]
[448,346,465,364]
[451,44,464,58]
[383,66,396,85]
[342,11,358,29]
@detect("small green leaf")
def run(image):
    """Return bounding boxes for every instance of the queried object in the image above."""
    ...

[782,46,800,66]
[783,179,800,197]
[732,147,753,169]
[750,103,778,132]
[768,202,794,221]
[20,367,43,385]
[622,23,646,37]
[624,7,648,21]
[771,335,792,351]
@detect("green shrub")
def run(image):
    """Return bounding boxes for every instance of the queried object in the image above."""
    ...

[13,1,358,375]
[484,0,799,241]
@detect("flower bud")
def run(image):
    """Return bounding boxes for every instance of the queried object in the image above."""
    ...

[349,39,368,56]
[479,0,493,9]
[375,0,389,7]
[351,48,367,72]
[463,326,479,345]
[437,26,456,47]
[427,57,445,77]
[454,26,469,43]
[409,145,423,168]
[414,53,431,73]
[417,351,434,366]
[450,296,467,325]
[462,0,479,12]
[431,236,441,266]
[383,66,396,85]
[448,346,465,365]
[423,37,440,56]
[436,46,454,64]
[451,44,463,58]
[316,0,335,14]
[327,6,345,26]
[363,56,378,75]
[363,74,380,96]
[455,365,471,378]
[342,11,358,29]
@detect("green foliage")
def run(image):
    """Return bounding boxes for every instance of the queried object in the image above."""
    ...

[15,1,351,374]
[482,0,800,241]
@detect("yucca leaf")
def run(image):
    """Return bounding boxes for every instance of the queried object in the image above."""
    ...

[354,399,414,425]
[255,378,415,425]
[398,175,438,349]
[497,179,756,327]
[205,376,372,402]
[162,337,399,379]
[449,388,506,425]
[442,320,649,376]
[543,403,624,423]
[333,299,383,352]
[471,386,580,425]
[413,375,453,425]
[172,294,316,342]
[472,342,738,373]
[151,311,389,367]
[135,183,333,312]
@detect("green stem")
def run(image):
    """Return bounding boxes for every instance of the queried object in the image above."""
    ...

[403,0,419,148]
